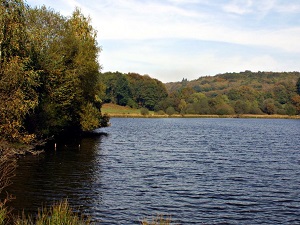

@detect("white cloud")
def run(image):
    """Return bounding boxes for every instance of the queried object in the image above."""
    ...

[26,0,300,82]
[223,0,254,15]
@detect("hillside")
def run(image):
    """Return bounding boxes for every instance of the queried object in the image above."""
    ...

[100,70,300,116]
[160,71,300,116]
[166,71,300,97]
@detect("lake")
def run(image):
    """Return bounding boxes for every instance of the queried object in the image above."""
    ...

[6,118,300,224]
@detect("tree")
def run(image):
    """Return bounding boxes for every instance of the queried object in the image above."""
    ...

[273,84,289,104]
[0,0,38,143]
[127,73,168,110]
[178,99,187,114]
[25,6,108,136]
[234,100,251,114]
[115,75,131,106]
[262,98,276,115]
[292,95,300,114]
[166,106,176,116]
[297,77,300,95]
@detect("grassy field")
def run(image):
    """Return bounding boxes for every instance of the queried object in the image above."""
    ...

[101,103,143,115]
[101,103,300,119]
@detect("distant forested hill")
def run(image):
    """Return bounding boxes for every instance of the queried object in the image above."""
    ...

[100,71,300,116]
[166,71,299,96]
[162,71,300,115]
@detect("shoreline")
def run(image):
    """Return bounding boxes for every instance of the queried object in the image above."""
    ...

[105,113,300,119]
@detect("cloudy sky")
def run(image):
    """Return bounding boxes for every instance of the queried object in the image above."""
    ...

[26,0,300,82]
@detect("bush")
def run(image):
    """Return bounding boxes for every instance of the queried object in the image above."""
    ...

[166,107,176,116]
[216,104,234,115]
[155,110,165,115]
[285,104,297,116]
[127,98,138,108]
[140,108,149,116]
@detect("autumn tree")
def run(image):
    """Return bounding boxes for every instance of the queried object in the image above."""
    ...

[0,0,38,143]
[25,6,108,136]
[262,98,276,115]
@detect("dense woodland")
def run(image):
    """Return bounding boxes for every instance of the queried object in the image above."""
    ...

[0,0,109,145]
[102,71,300,116]
[163,71,300,115]
[100,72,168,110]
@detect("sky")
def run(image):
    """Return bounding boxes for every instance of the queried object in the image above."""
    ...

[25,0,300,83]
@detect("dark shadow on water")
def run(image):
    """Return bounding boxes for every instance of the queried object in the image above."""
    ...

[4,131,108,219]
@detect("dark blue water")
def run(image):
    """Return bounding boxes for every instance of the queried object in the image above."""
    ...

[7,118,300,224]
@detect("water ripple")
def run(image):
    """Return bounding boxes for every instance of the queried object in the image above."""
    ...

[6,118,300,224]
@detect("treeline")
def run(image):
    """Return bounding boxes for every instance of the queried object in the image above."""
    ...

[163,71,300,115]
[100,72,168,110]
[0,0,109,144]
[103,71,300,116]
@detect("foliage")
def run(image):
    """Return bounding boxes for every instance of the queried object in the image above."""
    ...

[0,1,39,143]
[166,106,176,116]
[26,6,108,137]
[292,95,300,114]
[140,108,149,116]
[297,77,300,95]
[164,71,300,115]
[0,1,109,143]
[100,72,168,110]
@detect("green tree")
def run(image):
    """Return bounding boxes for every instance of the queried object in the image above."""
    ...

[166,106,176,116]
[273,84,289,104]
[262,98,276,115]
[285,104,296,116]
[234,100,251,114]
[127,73,168,110]
[115,75,131,106]
[297,77,300,95]
[0,0,39,143]
[26,6,108,136]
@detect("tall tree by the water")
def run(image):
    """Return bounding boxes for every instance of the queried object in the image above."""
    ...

[0,0,39,143]
[0,1,109,143]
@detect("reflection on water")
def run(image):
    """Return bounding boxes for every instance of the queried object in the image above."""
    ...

[7,136,105,218]
[5,118,300,224]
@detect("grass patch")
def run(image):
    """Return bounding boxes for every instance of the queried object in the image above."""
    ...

[141,215,173,225]
[101,103,142,115]
[101,104,300,119]
[14,200,91,225]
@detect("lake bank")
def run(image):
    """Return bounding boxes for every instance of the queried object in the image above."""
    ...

[101,103,300,119]
[104,112,300,119]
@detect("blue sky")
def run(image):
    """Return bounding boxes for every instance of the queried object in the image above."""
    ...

[26,0,300,82]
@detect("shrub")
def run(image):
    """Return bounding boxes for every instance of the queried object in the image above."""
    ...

[216,104,234,115]
[140,108,149,116]
[155,110,165,115]
[166,107,176,116]
[15,200,91,225]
